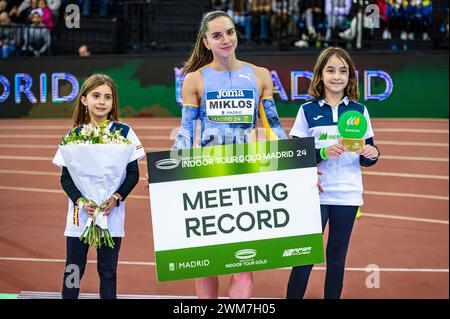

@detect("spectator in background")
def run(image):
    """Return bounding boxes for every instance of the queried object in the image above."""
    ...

[250,0,271,44]
[22,9,51,56]
[442,2,448,44]
[406,0,432,40]
[384,0,407,40]
[1,0,23,14]
[0,10,21,57]
[289,0,301,39]
[211,0,230,11]
[17,0,38,24]
[46,0,60,22]
[271,0,293,43]
[295,0,325,48]
[4,0,25,23]
[78,0,109,18]
[230,0,252,44]
[338,0,379,42]
[38,0,53,30]
[377,0,388,28]
[305,0,325,39]
[78,43,90,56]
[324,0,352,42]
[0,1,7,15]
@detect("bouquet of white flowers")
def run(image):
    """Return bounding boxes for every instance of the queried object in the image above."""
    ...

[57,121,134,249]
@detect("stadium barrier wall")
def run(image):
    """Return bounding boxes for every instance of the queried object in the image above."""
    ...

[0,51,448,118]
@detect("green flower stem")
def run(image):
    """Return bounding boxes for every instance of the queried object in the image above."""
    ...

[78,205,116,249]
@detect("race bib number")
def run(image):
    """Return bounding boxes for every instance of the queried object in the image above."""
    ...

[206,89,255,123]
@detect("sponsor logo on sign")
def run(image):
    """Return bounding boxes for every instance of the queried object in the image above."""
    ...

[346,116,361,126]
[155,158,181,170]
[234,249,257,260]
[168,260,210,271]
[224,249,267,269]
[282,247,312,257]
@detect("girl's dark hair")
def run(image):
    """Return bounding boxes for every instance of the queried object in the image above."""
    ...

[72,74,119,127]
[182,11,235,75]
[309,47,359,101]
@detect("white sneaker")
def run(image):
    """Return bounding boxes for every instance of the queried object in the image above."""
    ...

[422,32,430,41]
[294,40,309,48]
[308,27,317,38]
[339,29,353,40]
[301,33,309,41]
[382,29,390,39]
[408,32,415,40]
[400,31,407,40]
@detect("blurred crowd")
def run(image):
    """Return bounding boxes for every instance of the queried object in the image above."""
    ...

[0,0,448,58]
[211,0,448,49]
[0,0,122,57]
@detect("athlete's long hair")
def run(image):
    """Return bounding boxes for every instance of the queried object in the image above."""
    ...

[182,11,235,75]
[309,47,360,101]
[72,74,119,127]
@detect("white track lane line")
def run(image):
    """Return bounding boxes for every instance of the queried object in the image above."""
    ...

[0,134,171,140]
[364,190,448,201]
[0,125,178,130]
[361,171,449,180]
[0,144,57,149]
[381,155,448,162]
[0,145,162,151]
[0,185,448,222]
[0,155,53,160]
[0,126,448,134]
[0,257,447,273]
[361,212,449,224]
[0,185,448,202]
[0,169,60,176]
[1,154,448,163]
[377,141,448,147]
[0,134,448,147]
[1,169,448,181]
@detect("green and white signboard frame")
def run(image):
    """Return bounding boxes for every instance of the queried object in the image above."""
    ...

[147,138,324,282]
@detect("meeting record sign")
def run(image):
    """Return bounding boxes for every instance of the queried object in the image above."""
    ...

[147,138,324,282]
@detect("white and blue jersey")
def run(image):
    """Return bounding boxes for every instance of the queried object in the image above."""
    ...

[290,96,374,206]
[52,122,145,237]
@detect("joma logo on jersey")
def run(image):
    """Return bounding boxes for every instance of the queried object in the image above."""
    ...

[217,90,245,99]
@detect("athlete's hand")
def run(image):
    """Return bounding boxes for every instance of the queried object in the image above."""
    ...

[80,199,97,217]
[317,168,324,193]
[326,144,347,158]
[101,197,116,216]
[357,144,379,159]
[142,174,149,192]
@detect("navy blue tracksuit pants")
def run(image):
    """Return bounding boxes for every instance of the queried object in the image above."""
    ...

[286,205,358,299]
[61,236,122,299]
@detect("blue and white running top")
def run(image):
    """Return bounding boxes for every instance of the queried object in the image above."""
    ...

[199,63,260,146]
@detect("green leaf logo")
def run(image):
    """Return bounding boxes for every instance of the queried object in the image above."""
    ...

[319,132,328,140]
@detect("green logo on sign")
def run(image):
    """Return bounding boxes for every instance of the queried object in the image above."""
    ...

[338,110,367,139]
[235,249,257,260]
